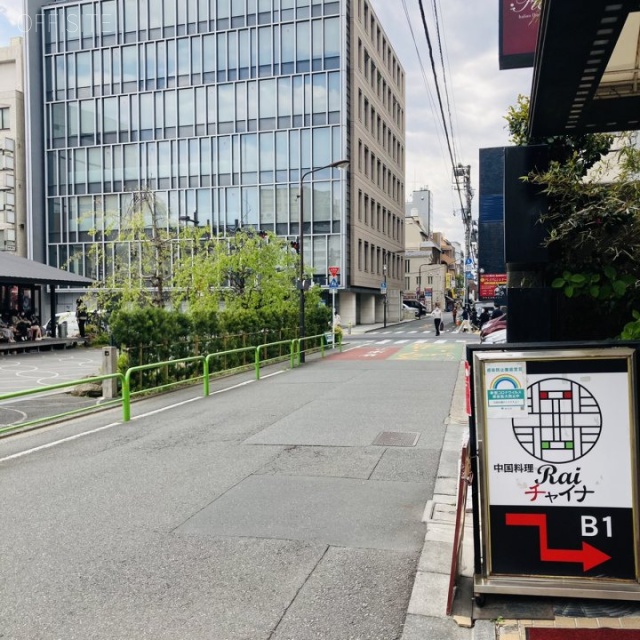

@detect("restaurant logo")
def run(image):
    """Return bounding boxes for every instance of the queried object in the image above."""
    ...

[512,378,602,463]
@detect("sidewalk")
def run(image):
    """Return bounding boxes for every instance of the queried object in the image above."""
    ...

[350,317,640,640]
[347,316,486,639]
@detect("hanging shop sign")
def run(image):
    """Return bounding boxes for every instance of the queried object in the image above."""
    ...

[471,346,640,600]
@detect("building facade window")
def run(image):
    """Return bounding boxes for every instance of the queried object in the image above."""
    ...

[0,107,9,130]
[35,0,349,279]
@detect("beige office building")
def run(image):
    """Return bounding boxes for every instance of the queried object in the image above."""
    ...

[0,37,25,257]
[345,0,406,326]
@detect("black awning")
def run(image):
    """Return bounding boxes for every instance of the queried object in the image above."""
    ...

[529,0,640,137]
[0,252,92,287]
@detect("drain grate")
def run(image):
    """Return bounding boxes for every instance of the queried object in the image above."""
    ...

[372,431,420,447]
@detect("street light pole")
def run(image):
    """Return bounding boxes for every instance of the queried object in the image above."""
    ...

[298,159,349,363]
[383,258,387,328]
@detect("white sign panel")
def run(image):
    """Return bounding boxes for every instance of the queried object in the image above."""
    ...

[485,367,632,509]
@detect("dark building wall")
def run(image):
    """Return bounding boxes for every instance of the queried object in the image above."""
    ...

[478,147,506,300]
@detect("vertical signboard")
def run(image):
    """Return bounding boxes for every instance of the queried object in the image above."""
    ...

[473,347,640,599]
[479,273,507,300]
[499,0,540,70]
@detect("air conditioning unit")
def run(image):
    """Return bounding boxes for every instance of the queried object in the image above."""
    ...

[0,172,14,190]
[0,154,15,170]
[1,137,15,153]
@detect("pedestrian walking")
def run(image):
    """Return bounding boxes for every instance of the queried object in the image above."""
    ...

[460,304,471,333]
[452,303,458,327]
[432,303,443,336]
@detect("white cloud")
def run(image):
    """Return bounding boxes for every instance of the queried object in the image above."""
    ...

[0,1,25,28]
[0,0,533,248]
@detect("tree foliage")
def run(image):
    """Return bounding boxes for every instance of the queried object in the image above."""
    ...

[86,187,177,313]
[505,95,640,338]
[83,198,331,348]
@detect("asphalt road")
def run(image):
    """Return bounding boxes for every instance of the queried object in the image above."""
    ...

[0,336,464,640]
[0,347,105,433]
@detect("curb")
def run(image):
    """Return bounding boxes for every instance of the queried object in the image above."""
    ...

[401,361,477,640]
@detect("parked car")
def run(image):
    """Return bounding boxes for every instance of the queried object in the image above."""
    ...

[402,299,428,317]
[402,303,419,318]
[480,313,507,342]
[43,311,80,338]
[481,328,507,344]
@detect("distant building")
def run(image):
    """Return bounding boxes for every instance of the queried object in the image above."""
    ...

[405,186,433,236]
[24,0,406,323]
[0,37,25,257]
[403,201,454,311]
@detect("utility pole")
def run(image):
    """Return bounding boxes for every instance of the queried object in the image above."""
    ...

[453,165,474,306]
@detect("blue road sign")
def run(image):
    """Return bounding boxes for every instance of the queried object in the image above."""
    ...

[329,278,338,289]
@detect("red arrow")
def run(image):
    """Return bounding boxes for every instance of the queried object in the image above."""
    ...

[506,513,611,572]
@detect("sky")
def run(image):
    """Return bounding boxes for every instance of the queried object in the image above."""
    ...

[0,0,534,245]
[370,0,533,245]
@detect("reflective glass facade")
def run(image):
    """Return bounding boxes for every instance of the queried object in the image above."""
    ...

[34,0,347,279]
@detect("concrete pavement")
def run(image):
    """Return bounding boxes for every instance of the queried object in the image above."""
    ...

[0,315,472,640]
[6,317,636,638]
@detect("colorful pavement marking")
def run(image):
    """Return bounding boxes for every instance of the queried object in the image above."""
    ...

[334,342,465,361]
[332,346,403,360]
[390,342,465,361]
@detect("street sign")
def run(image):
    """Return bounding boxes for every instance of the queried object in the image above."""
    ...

[329,278,338,289]
[472,347,640,600]
[465,257,474,265]
[328,266,340,278]
[380,282,387,294]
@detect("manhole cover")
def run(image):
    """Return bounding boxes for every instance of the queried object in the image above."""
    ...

[372,431,420,447]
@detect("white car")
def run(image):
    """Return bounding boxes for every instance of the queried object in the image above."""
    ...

[402,303,419,318]
[44,311,81,338]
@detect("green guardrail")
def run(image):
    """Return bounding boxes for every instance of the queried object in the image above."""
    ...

[0,335,343,434]
[0,373,125,436]
[255,340,297,380]
[295,332,343,365]
[123,355,208,421]
[206,346,258,385]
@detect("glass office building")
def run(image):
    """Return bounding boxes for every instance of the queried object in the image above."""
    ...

[25,0,405,324]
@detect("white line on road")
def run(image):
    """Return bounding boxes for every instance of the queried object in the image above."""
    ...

[0,371,291,463]
[0,422,123,463]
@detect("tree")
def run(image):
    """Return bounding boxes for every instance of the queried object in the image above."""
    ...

[86,186,178,313]
[505,95,640,339]
[172,228,330,336]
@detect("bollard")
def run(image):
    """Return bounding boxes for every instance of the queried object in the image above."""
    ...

[102,346,118,399]
[348,322,352,335]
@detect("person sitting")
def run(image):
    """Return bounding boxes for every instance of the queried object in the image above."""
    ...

[28,315,43,341]
[0,315,15,342]
[13,313,31,341]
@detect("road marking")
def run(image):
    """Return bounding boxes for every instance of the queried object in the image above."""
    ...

[0,422,123,463]
[394,340,410,344]
[0,371,292,463]
[375,339,392,344]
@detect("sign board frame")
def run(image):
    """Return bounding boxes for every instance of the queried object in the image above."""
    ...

[470,345,640,601]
